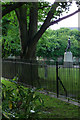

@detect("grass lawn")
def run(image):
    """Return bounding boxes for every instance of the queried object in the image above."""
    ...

[38,66,80,99]
[1,79,80,119]
[39,94,80,119]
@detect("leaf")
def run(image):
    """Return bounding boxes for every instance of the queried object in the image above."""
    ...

[4,91,6,98]
[9,101,12,109]
[2,111,10,119]
[16,88,19,93]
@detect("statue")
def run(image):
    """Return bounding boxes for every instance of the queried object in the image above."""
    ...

[66,37,71,52]
[64,37,73,67]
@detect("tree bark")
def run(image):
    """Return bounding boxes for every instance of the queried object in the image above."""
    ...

[2,3,25,17]
[25,2,38,59]
[15,5,28,58]
[15,3,38,60]
[24,2,59,59]
[15,3,38,85]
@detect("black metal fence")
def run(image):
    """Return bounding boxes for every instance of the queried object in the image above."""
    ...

[2,59,80,101]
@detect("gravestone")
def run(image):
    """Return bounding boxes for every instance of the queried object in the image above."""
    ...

[64,38,73,67]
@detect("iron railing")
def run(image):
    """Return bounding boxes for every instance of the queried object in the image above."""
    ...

[2,58,80,101]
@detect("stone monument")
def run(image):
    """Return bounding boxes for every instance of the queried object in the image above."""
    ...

[64,38,73,67]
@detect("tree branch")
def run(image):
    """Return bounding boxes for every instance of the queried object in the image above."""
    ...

[49,8,80,26]
[27,2,59,53]
[2,2,25,17]
[28,4,80,57]
[15,6,28,58]
[31,2,59,44]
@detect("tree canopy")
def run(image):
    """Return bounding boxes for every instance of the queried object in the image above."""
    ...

[36,28,80,60]
[2,1,80,59]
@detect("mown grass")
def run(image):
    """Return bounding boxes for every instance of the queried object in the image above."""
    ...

[39,94,80,119]
[1,79,80,119]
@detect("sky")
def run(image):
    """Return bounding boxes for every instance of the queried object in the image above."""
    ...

[44,0,79,30]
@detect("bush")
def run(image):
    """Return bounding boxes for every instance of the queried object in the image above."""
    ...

[2,79,44,119]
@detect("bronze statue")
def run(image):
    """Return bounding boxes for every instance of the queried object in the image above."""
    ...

[66,37,71,52]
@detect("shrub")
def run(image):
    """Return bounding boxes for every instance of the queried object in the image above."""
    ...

[2,79,44,119]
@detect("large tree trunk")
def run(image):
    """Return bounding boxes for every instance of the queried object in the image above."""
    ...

[15,3,38,86]
[25,2,38,59]
[15,5,28,58]
[15,3,38,60]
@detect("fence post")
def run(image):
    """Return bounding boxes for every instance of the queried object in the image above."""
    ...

[56,61,59,98]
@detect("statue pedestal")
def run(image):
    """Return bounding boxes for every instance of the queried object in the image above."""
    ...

[64,52,73,67]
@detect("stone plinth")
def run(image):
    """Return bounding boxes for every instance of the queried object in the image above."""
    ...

[64,52,73,68]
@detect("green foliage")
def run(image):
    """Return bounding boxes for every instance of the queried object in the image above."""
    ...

[2,78,79,119]
[2,79,44,119]
[2,1,80,59]
[36,28,80,59]
[2,11,21,58]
